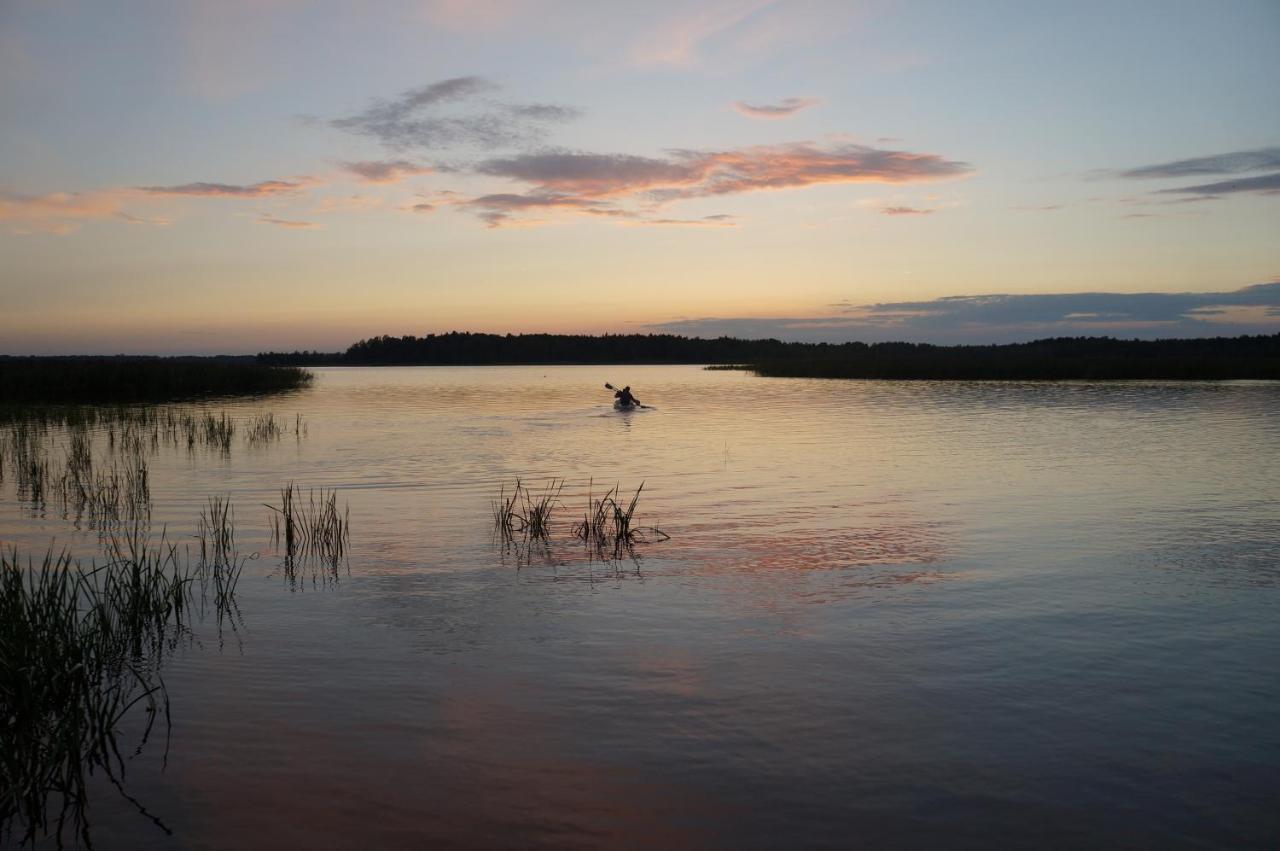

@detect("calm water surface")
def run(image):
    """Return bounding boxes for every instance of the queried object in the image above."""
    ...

[4,366,1280,849]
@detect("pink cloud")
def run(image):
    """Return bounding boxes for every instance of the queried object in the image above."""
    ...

[732,97,821,119]
[0,188,160,235]
[339,160,433,184]
[467,141,971,226]
[481,143,970,199]
[625,0,779,68]
[140,178,317,197]
[256,213,320,229]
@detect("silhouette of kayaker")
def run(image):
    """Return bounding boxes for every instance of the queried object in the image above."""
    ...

[615,385,640,407]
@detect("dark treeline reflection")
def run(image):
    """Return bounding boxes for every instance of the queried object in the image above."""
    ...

[258,332,1280,379]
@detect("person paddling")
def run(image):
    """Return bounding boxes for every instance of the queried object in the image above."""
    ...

[614,385,640,407]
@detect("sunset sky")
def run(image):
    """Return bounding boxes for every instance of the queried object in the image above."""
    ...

[2,0,1278,354]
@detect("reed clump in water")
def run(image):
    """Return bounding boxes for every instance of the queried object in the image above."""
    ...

[199,412,235,455]
[54,450,151,528]
[245,412,283,446]
[195,495,245,616]
[266,482,350,564]
[572,480,669,558]
[492,478,563,541]
[0,524,240,847]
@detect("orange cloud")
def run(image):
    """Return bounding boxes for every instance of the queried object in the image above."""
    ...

[140,178,317,197]
[0,188,159,234]
[468,141,972,225]
[339,159,433,184]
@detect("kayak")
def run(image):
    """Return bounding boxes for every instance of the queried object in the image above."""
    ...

[614,400,640,411]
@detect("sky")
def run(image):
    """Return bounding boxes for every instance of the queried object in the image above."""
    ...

[2,0,1279,354]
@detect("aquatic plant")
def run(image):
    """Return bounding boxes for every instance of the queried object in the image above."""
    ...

[492,479,522,540]
[246,412,283,445]
[196,495,235,564]
[194,495,245,621]
[266,482,350,564]
[0,524,240,848]
[572,480,669,558]
[200,411,235,455]
[54,452,151,528]
[491,478,563,541]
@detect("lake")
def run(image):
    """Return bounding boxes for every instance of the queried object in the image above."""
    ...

[3,365,1279,849]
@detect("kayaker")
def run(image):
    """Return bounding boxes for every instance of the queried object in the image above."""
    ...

[615,385,640,407]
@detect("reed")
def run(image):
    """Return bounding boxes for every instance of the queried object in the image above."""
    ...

[572,480,669,557]
[266,482,350,564]
[246,412,283,445]
[54,452,151,527]
[491,479,522,540]
[491,478,563,540]
[0,524,240,847]
[194,495,245,619]
[200,411,235,454]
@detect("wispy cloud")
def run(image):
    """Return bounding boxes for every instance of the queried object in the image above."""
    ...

[1117,146,1280,201]
[1120,146,1280,179]
[461,191,603,228]
[339,159,433,184]
[472,141,972,224]
[0,188,157,235]
[140,179,315,198]
[881,206,934,216]
[256,213,319,230]
[625,0,778,68]
[475,151,696,197]
[732,97,820,119]
[1153,172,1280,199]
[651,283,1280,343]
[331,76,580,151]
[312,194,383,214]
[625,215,737,228]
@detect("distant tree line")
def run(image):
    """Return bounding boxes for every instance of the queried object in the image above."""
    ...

[746,335,1280,380]
[0,357,312,403]
[256,331,1280,380]
[257,332,802,366]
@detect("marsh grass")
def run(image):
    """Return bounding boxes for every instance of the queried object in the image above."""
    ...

[199,412,235,455]
[492,478,563,541]
[492,478,668,561]
[0,525,240,848]
[2,407,308,523]
[266,482,350,565]
[53,451,150,529]
[194,496,246,626]
[572,480,669,559]
[246,413,282,446]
